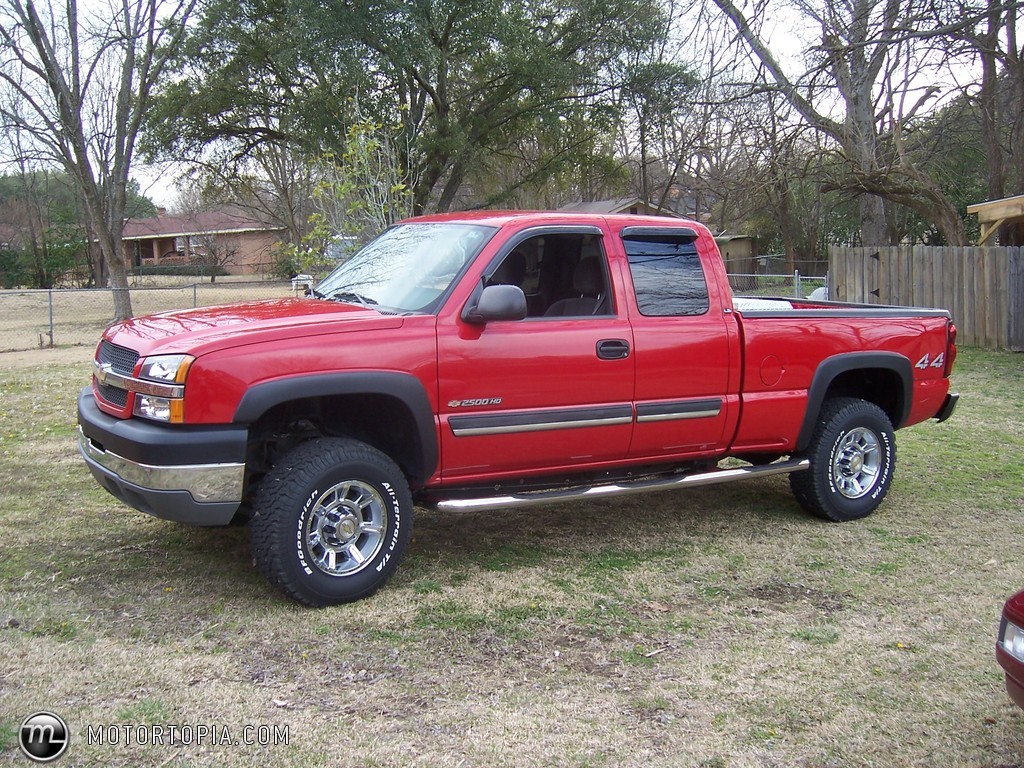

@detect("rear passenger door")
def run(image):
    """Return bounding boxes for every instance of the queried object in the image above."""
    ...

[617,226,739,459]
[436,226,635,482]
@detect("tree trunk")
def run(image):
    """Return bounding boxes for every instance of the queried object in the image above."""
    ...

[774,178,797,272]
[858,195,888,247]
[89,209,133,320]
[436,162,467,213]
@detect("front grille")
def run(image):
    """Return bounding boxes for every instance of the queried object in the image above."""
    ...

[97,340,139,376]
[95,340,138,412]
[97,381,129,408]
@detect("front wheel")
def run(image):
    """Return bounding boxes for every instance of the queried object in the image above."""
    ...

[250,438,413,606]
[790,397,896,522]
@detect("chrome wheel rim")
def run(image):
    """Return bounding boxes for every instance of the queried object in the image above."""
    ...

[305,481,387,576]
[831,428,881,499]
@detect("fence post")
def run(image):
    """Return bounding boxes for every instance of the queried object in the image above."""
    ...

[193,283,198,308]
[48,289,55,347]
[794,270,801,298]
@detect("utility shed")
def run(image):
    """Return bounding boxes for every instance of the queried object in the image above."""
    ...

[967,194,1024,246]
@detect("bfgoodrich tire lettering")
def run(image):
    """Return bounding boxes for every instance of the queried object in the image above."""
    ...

[790,397,896,522]
[250,438,412,606]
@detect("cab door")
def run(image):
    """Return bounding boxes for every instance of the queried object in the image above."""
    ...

[436,227,635,483]
[615,226,740,459]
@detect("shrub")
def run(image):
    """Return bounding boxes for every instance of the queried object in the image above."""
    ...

[0,249,30,289]
[129,264,229,278]
[269,249,300,281]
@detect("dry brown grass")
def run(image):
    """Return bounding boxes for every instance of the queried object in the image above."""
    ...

[1,346,1022,767]
[0,279,296,353]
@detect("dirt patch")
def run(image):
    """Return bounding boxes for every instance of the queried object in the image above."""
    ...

[0,345,93,370]
[747,580,848,615]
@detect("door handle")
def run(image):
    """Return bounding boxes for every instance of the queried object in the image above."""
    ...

[596,339,630,360]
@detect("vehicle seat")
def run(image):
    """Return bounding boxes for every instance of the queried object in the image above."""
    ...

[488,249,527,288]
[544,256,607,316]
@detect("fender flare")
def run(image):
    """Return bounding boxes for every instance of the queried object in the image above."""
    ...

[233,371,438,484]
[796,352,913,451]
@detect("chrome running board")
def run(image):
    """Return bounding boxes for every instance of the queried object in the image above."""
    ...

[433,458,810,512]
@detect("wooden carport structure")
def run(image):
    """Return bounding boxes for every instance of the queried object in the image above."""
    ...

[967,194,1024,245]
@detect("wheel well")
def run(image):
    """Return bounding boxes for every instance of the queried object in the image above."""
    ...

[797,355,912,452]
[245,394,428,489]
[822,367,903,427]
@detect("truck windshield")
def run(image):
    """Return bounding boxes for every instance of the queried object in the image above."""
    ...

[316,223,495,313]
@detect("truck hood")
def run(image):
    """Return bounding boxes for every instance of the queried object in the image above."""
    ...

[103,298,406,357]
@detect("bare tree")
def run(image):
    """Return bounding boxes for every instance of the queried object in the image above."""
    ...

[708,0,973,246]
[953,0,1023,243]
[190,233,237,282]
[167,139,322,251]
[0,0,198,319]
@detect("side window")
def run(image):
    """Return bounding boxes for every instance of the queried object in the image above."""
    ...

[486,233,613,317]
[624,235,709,316]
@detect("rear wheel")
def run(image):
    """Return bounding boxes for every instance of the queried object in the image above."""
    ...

[250,437,412,606]
[790,397,896,522]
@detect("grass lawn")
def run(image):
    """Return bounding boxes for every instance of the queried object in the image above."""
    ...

[0,346,1022,767]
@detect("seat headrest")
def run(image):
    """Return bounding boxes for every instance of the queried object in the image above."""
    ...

[573,257,604,296]
[490,249,527,286]
[580,239,601,260]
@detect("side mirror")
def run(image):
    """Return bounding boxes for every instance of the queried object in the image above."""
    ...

[463,284,528,324]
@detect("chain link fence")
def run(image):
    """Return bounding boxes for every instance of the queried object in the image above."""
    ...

[727,271,828,299]
[0,278,299,353]
[1,271,832,355]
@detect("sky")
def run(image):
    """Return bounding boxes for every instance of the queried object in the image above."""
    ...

[133,163,181,210]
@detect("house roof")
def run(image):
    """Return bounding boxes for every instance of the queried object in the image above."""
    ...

[122,210,286,240]
[557,197,683,217]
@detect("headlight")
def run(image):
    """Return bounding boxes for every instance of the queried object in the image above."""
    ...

[138,355,193,384]
[132,354,193,423]
[1001,620,1024,663]
[134,395,183,422]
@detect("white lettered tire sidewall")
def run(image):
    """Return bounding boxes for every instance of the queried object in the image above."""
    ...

[824,422,893,507]
[790,397,896,522]
[250,438,413,606]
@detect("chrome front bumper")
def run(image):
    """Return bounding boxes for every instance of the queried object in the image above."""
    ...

[77,426,244,503]
[76,387,247,525]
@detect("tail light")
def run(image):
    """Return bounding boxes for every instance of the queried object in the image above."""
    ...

[945,322,957,377]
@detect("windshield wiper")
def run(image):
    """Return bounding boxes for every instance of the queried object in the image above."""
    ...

[329,291,378,308]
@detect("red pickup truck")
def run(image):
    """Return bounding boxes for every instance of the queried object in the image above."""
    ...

[77,212,958,605]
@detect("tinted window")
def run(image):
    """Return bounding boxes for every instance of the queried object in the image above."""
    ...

[624,236,709,316]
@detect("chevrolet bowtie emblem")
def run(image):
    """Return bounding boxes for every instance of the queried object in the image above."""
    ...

[96,362,114,385]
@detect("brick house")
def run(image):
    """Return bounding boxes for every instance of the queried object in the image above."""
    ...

[121,209,287,276]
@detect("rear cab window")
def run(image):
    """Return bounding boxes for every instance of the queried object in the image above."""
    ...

[622,229,709,317]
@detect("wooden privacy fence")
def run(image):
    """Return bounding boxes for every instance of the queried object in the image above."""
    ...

[829,246,1023,351]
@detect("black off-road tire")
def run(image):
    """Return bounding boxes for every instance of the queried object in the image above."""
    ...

[790,397,896,522]
[250,437,413,606]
